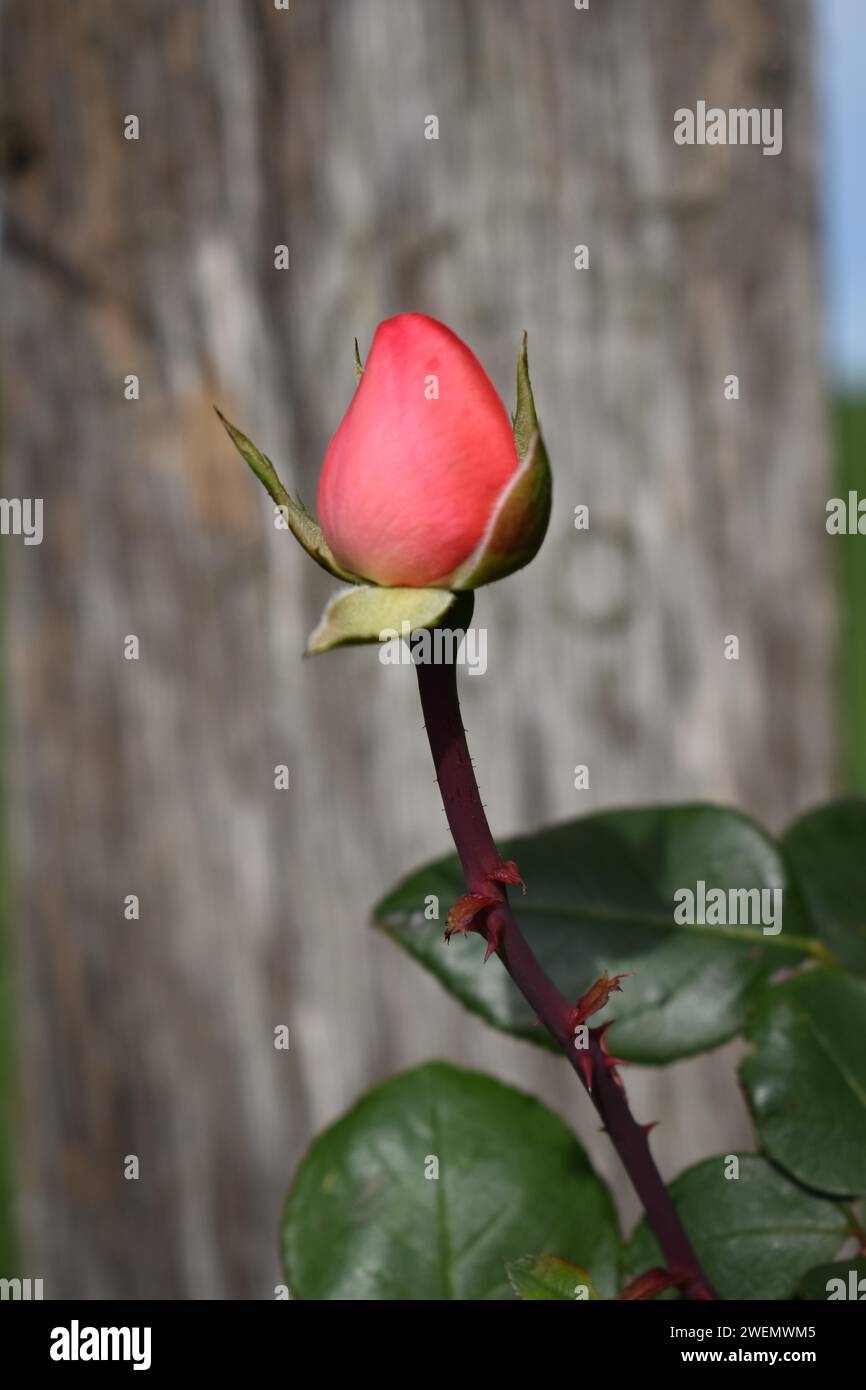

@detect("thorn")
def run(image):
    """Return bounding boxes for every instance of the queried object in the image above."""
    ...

[594,1022,627,1070]
[443,893,497,943]
[603,1052,629,1071]
[641,1121,659,1136]
[594,1024,629,1094]
[574,1048,593,1091]
[568,970,634,1032]
[488,859,526,893]
[483,916,504,963]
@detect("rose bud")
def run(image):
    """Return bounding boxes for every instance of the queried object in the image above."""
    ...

[217,314,550,652]
[318,314,550,589]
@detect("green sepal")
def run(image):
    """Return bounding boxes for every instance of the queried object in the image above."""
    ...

[513,330,542,459]
[215,408,363,584]
[307,584,470,655]
[446,333,552,589]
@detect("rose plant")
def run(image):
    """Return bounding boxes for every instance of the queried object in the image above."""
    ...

[219,314,866,1302]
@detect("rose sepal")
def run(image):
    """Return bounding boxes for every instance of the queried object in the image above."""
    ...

[215,408,364,584]
[307,585,472,655]
[440,333,551,590]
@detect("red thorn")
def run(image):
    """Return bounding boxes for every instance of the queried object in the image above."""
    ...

[588,1019,630,1093]
[641,1121,659,1136]
[574,1047,593,1092]
[444,893,497,941]
[568,970,634,1031]
[487,859,526,893]
[594,1023,628,1071]
[483,916,504,963]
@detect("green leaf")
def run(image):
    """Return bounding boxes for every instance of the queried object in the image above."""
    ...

[799,1256,866,1301]
[624,1155,846,1301]
[306,585,466,654]
[375,805,817,1064]
[281,1062,620,1301]
[741,969,866,1196]
[215,408,363,583]
[781,798,866,974]
[507,1254,600,1301]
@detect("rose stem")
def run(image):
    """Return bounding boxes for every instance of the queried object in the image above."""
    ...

[415,655,716,1301]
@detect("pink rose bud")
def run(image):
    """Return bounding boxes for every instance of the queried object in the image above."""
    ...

[317,314,550,589]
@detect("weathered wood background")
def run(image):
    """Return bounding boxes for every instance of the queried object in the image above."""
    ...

[1,0,833,1297]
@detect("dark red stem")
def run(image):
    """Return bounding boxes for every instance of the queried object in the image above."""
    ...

[416,656,716,1301]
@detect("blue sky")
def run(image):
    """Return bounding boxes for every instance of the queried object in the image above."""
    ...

[818,0,866,387]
